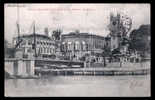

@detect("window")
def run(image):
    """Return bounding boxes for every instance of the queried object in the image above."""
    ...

[82,41,86,50]
[44,48,46,53]
[47,48,49,53]
[50,48,52,53]
[40,48,42,53]
[75,41,80,50]
[68,42,72,50]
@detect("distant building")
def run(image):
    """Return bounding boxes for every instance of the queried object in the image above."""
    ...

[13,34,56,59]
[61,31,109,61]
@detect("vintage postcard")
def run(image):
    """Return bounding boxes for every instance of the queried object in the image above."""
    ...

[4,3,151,97]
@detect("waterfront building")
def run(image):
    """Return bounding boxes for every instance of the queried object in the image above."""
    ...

[61,31,109,62]
[13,34,56,59]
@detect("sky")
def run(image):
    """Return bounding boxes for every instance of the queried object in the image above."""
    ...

[5,3,150,43]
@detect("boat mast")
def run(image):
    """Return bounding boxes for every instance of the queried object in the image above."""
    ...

[33,21,37,58]
[17,4,20,47]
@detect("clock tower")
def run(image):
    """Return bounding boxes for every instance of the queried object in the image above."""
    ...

[108,12,132,52]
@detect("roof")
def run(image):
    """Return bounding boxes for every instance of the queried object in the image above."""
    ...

[62,32,106,40]
[17,34,52,40]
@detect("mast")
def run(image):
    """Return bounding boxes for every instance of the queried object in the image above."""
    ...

[17,4,20,42]
[14,4,22,49]
[17,22,20,43]
[32,21,37,58]
[17,4,20,48]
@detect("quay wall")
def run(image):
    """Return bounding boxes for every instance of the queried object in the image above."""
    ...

[90,61,150,68]
[36,68,150,76]
[5,58,35,76]
[5,59,15,76]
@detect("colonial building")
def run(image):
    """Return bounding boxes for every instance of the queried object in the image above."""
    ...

[13,34,56,59]
[60,31,110,61]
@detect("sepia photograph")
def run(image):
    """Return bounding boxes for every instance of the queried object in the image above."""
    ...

[4,3,151,97]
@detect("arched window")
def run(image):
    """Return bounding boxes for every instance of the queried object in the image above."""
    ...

[62,42,66,51]
[47,48,49,53]
[50,48,52,54]
[40,48,42,53]
[75,41,80,50]
[68,42,72,50]
[82,41,86,50]
[44,48,46,53]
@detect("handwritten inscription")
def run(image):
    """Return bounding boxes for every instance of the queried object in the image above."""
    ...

[129,80,143,89]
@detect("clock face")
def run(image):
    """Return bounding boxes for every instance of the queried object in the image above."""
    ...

[113,21,117,26]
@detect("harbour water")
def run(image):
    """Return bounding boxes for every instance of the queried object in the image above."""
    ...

[5,75,150,97]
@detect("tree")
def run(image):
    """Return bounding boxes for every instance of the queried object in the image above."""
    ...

[108,12,132,38]
[112,48,121,55]
[52,29,62,41]
[102,46,111,57]
[101,46,112,66]
[129,24,150,56]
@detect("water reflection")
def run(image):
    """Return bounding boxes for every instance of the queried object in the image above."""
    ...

[12,79,18,88]
[5,75,150,97]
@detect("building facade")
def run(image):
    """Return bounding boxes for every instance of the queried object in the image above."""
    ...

[13,34,56,59]
[61,32,109,61]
